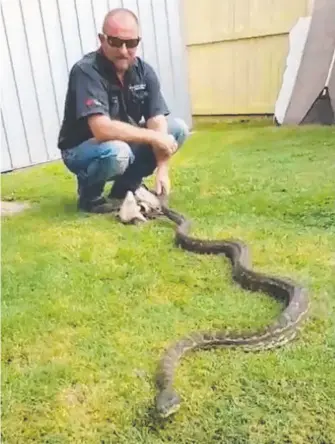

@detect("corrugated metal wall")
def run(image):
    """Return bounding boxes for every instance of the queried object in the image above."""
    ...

[0,0,191,172]
[183,0,313,115]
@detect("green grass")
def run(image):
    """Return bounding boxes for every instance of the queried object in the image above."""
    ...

[2,120,335,443]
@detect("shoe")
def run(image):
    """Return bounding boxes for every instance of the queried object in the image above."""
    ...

[78,196,122,213]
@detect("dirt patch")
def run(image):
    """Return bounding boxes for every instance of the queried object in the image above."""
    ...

[58,384,88,407]
[1,201,31,217]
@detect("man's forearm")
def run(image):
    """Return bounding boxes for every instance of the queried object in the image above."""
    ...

[88,115,157,144]
[146,115,169,165]
[146,115,168,134]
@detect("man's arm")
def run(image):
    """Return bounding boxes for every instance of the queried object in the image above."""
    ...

[146,115,176,196]
[142,63,176,170]
[88,114,158,144]
[71,65,172,153]
[146,114,168,134]
[88,114,175,161]
[146,115,172,166]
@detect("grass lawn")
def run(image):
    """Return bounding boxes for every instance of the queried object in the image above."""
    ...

[1,119,335,443]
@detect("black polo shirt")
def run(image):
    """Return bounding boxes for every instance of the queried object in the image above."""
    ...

[57,50,170,150]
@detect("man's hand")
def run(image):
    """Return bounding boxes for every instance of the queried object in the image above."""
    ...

[150,132,177,159]
[155,163,170,196]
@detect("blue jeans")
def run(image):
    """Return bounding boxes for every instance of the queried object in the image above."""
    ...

[61,116,189,200]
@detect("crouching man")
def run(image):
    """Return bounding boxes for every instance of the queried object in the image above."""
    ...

[57,7,189,213]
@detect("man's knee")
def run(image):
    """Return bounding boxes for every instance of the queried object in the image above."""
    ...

[98,140,134,179]
[167,117,190,148]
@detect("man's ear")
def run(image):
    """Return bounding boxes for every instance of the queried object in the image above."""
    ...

[98,33,104,45]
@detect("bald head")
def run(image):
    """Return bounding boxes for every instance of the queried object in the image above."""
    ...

[102,8,139,35]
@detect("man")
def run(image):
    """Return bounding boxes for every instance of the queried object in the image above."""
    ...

[58,8,189,213]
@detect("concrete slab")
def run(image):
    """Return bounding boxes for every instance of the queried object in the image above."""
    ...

[1,201,31,217]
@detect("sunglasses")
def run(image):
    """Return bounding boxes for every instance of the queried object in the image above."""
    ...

[102,34,141,49]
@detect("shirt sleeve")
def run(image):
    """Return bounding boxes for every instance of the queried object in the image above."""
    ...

[143,63,170,121]
[69,65,110,120]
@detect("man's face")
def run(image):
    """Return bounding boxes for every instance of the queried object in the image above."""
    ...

[99,15,140,73]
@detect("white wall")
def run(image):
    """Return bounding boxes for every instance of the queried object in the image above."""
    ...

[0,0,191,172]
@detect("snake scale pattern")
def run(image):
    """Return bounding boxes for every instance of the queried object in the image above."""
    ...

[153,199,309,418]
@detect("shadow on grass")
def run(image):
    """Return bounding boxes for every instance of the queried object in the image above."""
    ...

[23,195,181,237]
[3,195,96,225]
[33,196,79,217]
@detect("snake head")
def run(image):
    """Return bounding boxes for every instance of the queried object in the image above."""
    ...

[155,388,181,418]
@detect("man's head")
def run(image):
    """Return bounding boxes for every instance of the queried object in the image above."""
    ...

[98,8,140,73]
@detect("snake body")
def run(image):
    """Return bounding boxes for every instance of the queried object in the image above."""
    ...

[154,202,309,418]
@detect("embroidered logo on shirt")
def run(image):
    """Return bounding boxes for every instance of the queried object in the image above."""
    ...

[129,84,146,92]
[85,98,103,107]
